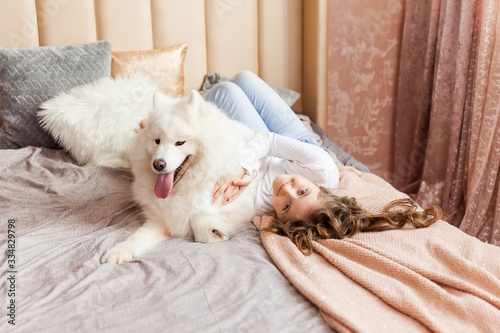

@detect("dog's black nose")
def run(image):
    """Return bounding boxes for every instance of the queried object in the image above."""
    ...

[153,159,167,172]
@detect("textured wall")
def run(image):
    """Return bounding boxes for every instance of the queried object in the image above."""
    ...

[327,0,405,182]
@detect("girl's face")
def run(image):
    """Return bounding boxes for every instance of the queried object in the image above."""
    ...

[272,174,321,220]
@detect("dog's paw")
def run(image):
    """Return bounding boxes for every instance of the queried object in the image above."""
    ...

[100,244,138,264]
[212,229,229,242]
[194,228,229,243]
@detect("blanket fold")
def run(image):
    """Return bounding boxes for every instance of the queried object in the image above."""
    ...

[253,167,500,332]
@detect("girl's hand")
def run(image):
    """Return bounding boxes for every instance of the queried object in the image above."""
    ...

[211,167,255,205]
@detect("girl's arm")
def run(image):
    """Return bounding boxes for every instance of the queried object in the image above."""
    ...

[211,166,254,205]
[241,131,339,189]
[212,131,339,204]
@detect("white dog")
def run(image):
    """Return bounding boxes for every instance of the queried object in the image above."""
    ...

[101,90,258,264]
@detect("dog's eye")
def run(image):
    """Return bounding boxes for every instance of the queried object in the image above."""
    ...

[175,141,185,146]
[155,139,160,145]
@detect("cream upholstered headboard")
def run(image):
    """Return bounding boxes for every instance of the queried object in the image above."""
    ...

[0,0,328,129]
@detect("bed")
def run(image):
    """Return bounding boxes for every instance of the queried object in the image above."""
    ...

[1,1,499,332]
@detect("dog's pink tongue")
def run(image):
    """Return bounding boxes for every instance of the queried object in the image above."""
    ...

[154,171,175,199]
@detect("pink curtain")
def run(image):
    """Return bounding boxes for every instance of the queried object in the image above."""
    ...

[394,0,499,244]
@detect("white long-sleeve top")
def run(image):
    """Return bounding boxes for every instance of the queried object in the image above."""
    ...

[240,131,340,214]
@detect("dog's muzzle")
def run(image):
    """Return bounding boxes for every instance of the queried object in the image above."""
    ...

[153,159,167,172]
[152,156,191,199]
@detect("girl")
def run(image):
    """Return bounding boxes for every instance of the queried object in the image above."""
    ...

[206,71,443,255]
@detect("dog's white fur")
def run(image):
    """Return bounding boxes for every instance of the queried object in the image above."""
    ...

[101,90,258,263]
[39,72,159,168]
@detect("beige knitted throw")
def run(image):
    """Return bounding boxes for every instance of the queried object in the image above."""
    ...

[253,167,500,332]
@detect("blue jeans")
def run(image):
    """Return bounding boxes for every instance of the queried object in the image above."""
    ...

[204,71,318,145]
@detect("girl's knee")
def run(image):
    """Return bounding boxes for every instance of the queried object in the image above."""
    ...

[211,81,239,95]
[206,81,245,102]
[232,70,260,87]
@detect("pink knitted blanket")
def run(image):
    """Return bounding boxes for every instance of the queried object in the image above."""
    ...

[253,167,500,332]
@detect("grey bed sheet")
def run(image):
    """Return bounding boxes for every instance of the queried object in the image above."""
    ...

[0,147,334,333]
[299,115,370,174]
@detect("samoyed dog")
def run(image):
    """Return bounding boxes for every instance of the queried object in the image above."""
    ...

[101,90,258,264]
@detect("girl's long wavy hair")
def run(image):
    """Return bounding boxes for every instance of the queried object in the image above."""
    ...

[265,187,444,255]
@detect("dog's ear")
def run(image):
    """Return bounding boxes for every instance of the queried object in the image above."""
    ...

[187,90,202,111]
[153,91,166,107]
[185,90,203,123]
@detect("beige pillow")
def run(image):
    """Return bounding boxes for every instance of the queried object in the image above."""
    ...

[111,43,187,97]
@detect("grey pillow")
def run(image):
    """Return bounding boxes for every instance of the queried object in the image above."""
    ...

[0,40,112,149]
[199,72,301,107]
